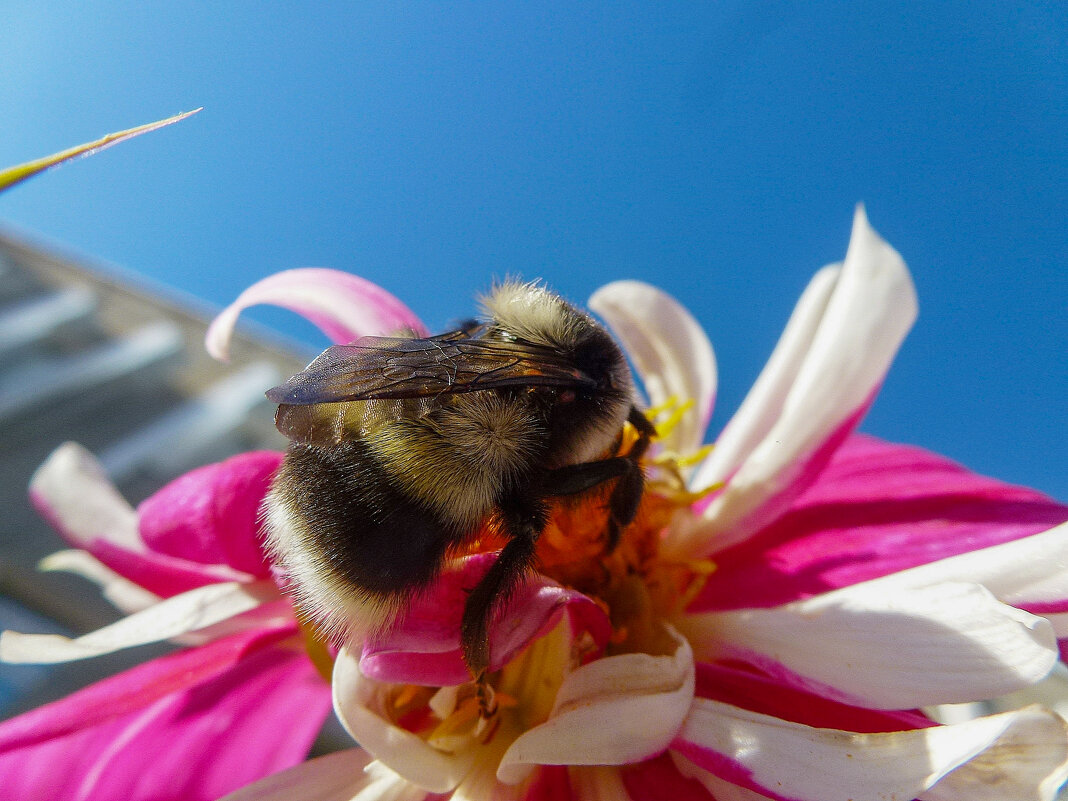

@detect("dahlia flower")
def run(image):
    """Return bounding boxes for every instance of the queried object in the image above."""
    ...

[214,207,1068,801]
[3,206,1067,801]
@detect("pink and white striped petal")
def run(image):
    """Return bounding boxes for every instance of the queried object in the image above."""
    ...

[333,649,473,794]
[848,520,1068,622]
[681,207,917,557]
[496,627,694,785]
[689,435,1068,612]
[39,549,161,614]
[589,280,717,456]
[206,268,427,361]
[672,699,1068,801]
[683,581,1057,709]
[690,264,840,494]
[0,579,279,664]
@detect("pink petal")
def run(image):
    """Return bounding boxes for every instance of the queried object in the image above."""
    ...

[360,553,611,686]
[138,450,283,575]
[524,766,574,801]
[620,754,715,801]
[691,435,1068,611]
[0,627,329,801]
[87,537,250,598]
[692,661,931,733]
[206,268,427,361]
[0,626,294,750]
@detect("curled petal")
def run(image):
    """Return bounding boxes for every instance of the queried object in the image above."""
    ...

[673,700,1068,801]
[684,581,1057,709]
[206,268,427,361]
[589,281,717,455]
[683,207,917,556]
[360,553,611,687]
[29,442,142,552]
[1,580,279,664]
[333,650,471,793]
[496,626,695,785]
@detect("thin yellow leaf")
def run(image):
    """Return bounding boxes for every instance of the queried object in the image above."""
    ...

[0,108,201,194]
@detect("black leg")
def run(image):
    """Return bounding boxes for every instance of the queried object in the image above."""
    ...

[460,492,546,677]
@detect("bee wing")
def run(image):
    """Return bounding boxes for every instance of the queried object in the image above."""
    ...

[266,333,597,405]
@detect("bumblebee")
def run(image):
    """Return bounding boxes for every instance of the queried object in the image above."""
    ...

[263,281,653,676]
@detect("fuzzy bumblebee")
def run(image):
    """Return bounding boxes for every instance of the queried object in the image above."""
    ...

[263,281,652,675]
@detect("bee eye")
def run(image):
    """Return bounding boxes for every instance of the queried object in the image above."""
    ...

[558,390,576,403]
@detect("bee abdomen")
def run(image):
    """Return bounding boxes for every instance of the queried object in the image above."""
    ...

[264,440,459,639]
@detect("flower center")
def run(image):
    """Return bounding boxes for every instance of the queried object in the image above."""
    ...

[535,403,716,658]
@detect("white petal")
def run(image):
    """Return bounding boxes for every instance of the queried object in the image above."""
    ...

[219,749,427,801]
[39,549,161,613]
[687,207,917,555]
[918,711,1068,801]
[332,649,472,794]
[589,280,717,456]
[496,626,694,785]
[674,699,1068,801]
[568,766,633,801]
[29,442,142,550]
[689,264,840,491]
[0,579,277,663]
[683,581,1057,709]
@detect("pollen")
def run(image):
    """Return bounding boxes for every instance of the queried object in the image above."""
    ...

[529,403,719,656]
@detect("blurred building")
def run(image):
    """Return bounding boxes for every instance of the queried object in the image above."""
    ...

[0,229,308,718]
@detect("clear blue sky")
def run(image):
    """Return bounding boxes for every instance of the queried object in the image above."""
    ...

[1,2,1065,499]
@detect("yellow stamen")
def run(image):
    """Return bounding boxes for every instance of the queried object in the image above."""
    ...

[653,398,694,440]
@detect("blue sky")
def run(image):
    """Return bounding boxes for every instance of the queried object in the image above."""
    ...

[1,2,1065,499]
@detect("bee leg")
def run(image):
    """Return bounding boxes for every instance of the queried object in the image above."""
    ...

[602,406,657,550]
[460,492,547,681]
[541,406,657,551]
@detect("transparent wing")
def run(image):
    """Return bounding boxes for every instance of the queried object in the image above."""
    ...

[265,332,596,405]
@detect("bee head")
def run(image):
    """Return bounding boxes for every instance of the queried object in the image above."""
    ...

[482,280,635,465]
